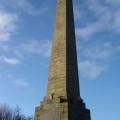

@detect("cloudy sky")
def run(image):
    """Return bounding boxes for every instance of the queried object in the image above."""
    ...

[0,0,120,119]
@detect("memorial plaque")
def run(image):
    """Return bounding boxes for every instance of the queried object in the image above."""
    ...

[40,111,60,120]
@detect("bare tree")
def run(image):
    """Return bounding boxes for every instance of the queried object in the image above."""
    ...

[26,116,33,120]
[0,104,13,120]
[13,105,26,120]
[0,104,33,120]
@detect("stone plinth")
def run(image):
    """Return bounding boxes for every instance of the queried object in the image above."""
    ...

[35,95,90,120]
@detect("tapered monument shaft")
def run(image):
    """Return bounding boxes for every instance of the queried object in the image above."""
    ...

[34,0,91,120]
[47,0,80,100]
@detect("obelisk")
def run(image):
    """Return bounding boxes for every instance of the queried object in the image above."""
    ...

[34,0,91,120]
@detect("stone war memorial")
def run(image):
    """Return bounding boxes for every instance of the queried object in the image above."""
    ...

[34,0,91,120]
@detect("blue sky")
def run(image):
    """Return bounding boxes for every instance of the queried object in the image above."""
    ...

[0,0,120,119]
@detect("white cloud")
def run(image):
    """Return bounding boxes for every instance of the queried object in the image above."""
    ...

[0,0,48,16]
[79,60,106,79]
[0,11,18,42]
[14,40,51,58]
[0,32,10,42]
[112,12,120,32]
[4,57,20,65]
[0,43,9,51]
[0,56,20,65]
[14,79,29,87]
[76,25,96,40]
[78,42,120,79]
[75,0,120,41]
[0,73,12,80]
[0,40,51,66]
[83,42,119,61]
[74,0,120,79]
[0,73,29,88]
[74,6,85,20]
[105,0,120,6]
[14,0,47,16]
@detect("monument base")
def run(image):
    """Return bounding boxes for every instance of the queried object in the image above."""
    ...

[34,96,91,120]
